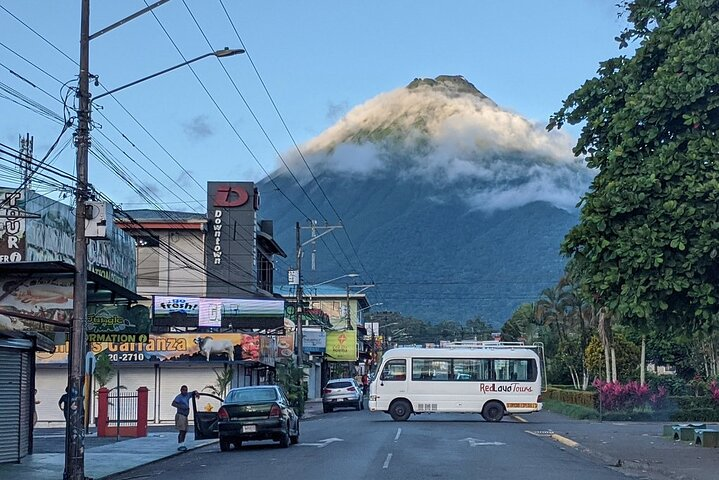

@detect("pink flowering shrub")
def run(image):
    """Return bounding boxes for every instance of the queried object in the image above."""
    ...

[710,380,719,405]
[593,379,668,412]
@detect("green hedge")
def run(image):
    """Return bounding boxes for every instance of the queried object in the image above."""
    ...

[544,386,597,408]
[544,389,719,421]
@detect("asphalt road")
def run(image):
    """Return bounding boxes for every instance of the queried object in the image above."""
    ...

[106,409,647,480]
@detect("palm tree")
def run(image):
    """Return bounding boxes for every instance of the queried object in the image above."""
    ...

[536,277,573,342]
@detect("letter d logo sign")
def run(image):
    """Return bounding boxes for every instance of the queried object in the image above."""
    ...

[214,186,249,207]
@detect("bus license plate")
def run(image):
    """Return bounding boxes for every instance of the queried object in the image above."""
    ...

[242,425,256,433]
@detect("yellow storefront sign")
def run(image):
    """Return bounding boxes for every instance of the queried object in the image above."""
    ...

[325,330,357,362]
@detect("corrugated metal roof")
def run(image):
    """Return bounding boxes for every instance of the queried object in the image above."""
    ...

[119,209,206,222]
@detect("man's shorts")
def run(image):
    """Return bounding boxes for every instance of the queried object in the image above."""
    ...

[175,413,188,431]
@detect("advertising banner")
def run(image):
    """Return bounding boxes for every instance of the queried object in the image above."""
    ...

[0,190,25,263]
[0,276,73,331]
[276,318,295,361]
[152,295,284,329]
[325,329,358,362]
[86,304,151,343]
[302,328,326,353]
[205,182,258,298]
[37,332,271,365]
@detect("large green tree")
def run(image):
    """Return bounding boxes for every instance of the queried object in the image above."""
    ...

[550,0,719,332]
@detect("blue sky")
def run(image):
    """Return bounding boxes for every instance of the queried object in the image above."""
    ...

[0,1,627,212]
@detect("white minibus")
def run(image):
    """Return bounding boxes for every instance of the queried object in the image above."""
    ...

[368,342,544,422]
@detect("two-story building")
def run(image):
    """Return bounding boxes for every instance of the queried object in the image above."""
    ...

[35,182,289,426]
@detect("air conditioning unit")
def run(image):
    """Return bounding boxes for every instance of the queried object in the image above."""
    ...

[84,201,113,239]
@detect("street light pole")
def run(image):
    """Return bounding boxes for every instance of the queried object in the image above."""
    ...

[65,1,90,478]
[65,4,243,476]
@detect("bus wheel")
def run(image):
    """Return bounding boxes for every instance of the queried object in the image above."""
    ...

[389,400,412,421]
[482,401,504,422]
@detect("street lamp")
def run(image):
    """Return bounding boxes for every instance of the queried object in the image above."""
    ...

[305,273,359,290]
[359,302,383,313]
[93,48,245,102]
[345,284,375,330]
[66,3,244,478]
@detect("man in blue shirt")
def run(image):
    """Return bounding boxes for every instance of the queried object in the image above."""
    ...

[172,385,198,451]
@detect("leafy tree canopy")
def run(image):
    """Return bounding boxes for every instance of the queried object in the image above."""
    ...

[550,0,719,332]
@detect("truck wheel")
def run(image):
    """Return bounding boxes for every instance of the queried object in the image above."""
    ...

[389,400,412,421]
[482,401,504,422]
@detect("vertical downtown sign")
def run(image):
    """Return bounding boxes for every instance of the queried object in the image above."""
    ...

[206,182,259,298]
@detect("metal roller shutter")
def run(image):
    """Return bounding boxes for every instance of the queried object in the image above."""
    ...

[113,367,157,422]
[35,368,68,423]
[0,348,21,463]
[18,351,30,459]
[158,367,217,423]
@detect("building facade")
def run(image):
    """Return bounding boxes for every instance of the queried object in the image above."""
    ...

[0,189,139,463]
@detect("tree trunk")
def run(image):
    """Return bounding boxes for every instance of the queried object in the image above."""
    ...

[569,367,579,390]
[611,347,617,382]
[604,349,611,381]
[640,336,646,386]
[598,307,612,381]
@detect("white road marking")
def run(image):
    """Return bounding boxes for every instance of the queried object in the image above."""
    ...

[383,453,393,469]
[394,428,402,441]
[297,437,344,448]
[459,437,506,447]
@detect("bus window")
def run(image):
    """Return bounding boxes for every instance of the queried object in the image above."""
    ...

[493,359,536,382]
[412,359,450,381]
[381,359,407,381]
[452,358,491,381]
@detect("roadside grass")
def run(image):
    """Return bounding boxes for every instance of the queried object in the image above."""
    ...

[543,399,599,420]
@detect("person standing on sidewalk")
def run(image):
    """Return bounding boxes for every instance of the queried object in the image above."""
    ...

[58,387,69,421]
[172,385,198,451]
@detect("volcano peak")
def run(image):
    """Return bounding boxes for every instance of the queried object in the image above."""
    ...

[407,75,490,100]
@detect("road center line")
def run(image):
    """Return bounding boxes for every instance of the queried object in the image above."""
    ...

[383,453,393,469]
[394,428,402,441]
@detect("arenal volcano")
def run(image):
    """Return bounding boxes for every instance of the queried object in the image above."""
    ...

[257,75,592,327]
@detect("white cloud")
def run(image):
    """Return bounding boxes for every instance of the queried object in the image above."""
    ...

[283,79,593,212]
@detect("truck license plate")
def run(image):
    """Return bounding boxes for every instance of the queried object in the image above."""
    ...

[242,425,256,433]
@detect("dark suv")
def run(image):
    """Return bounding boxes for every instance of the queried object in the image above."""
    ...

[322,378,364,413]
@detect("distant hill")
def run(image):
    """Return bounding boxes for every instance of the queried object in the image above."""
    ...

[258,75,592,327]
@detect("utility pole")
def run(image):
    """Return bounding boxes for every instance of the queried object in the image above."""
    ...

[345,284,351,330]
[18,133,33,190]
[295,222,303,367]
[65,1,90,479]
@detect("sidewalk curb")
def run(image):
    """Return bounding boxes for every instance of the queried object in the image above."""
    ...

[550,433,579,448]
[543,432,690,480]
[96,439,218,480]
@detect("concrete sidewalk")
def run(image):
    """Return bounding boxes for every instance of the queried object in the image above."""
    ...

[528,410,719,480]
[0,399,324,480]
[0,432,216,480]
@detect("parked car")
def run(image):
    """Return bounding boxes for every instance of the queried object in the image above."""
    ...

[192,386,300,451]
[322,378,364,413]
